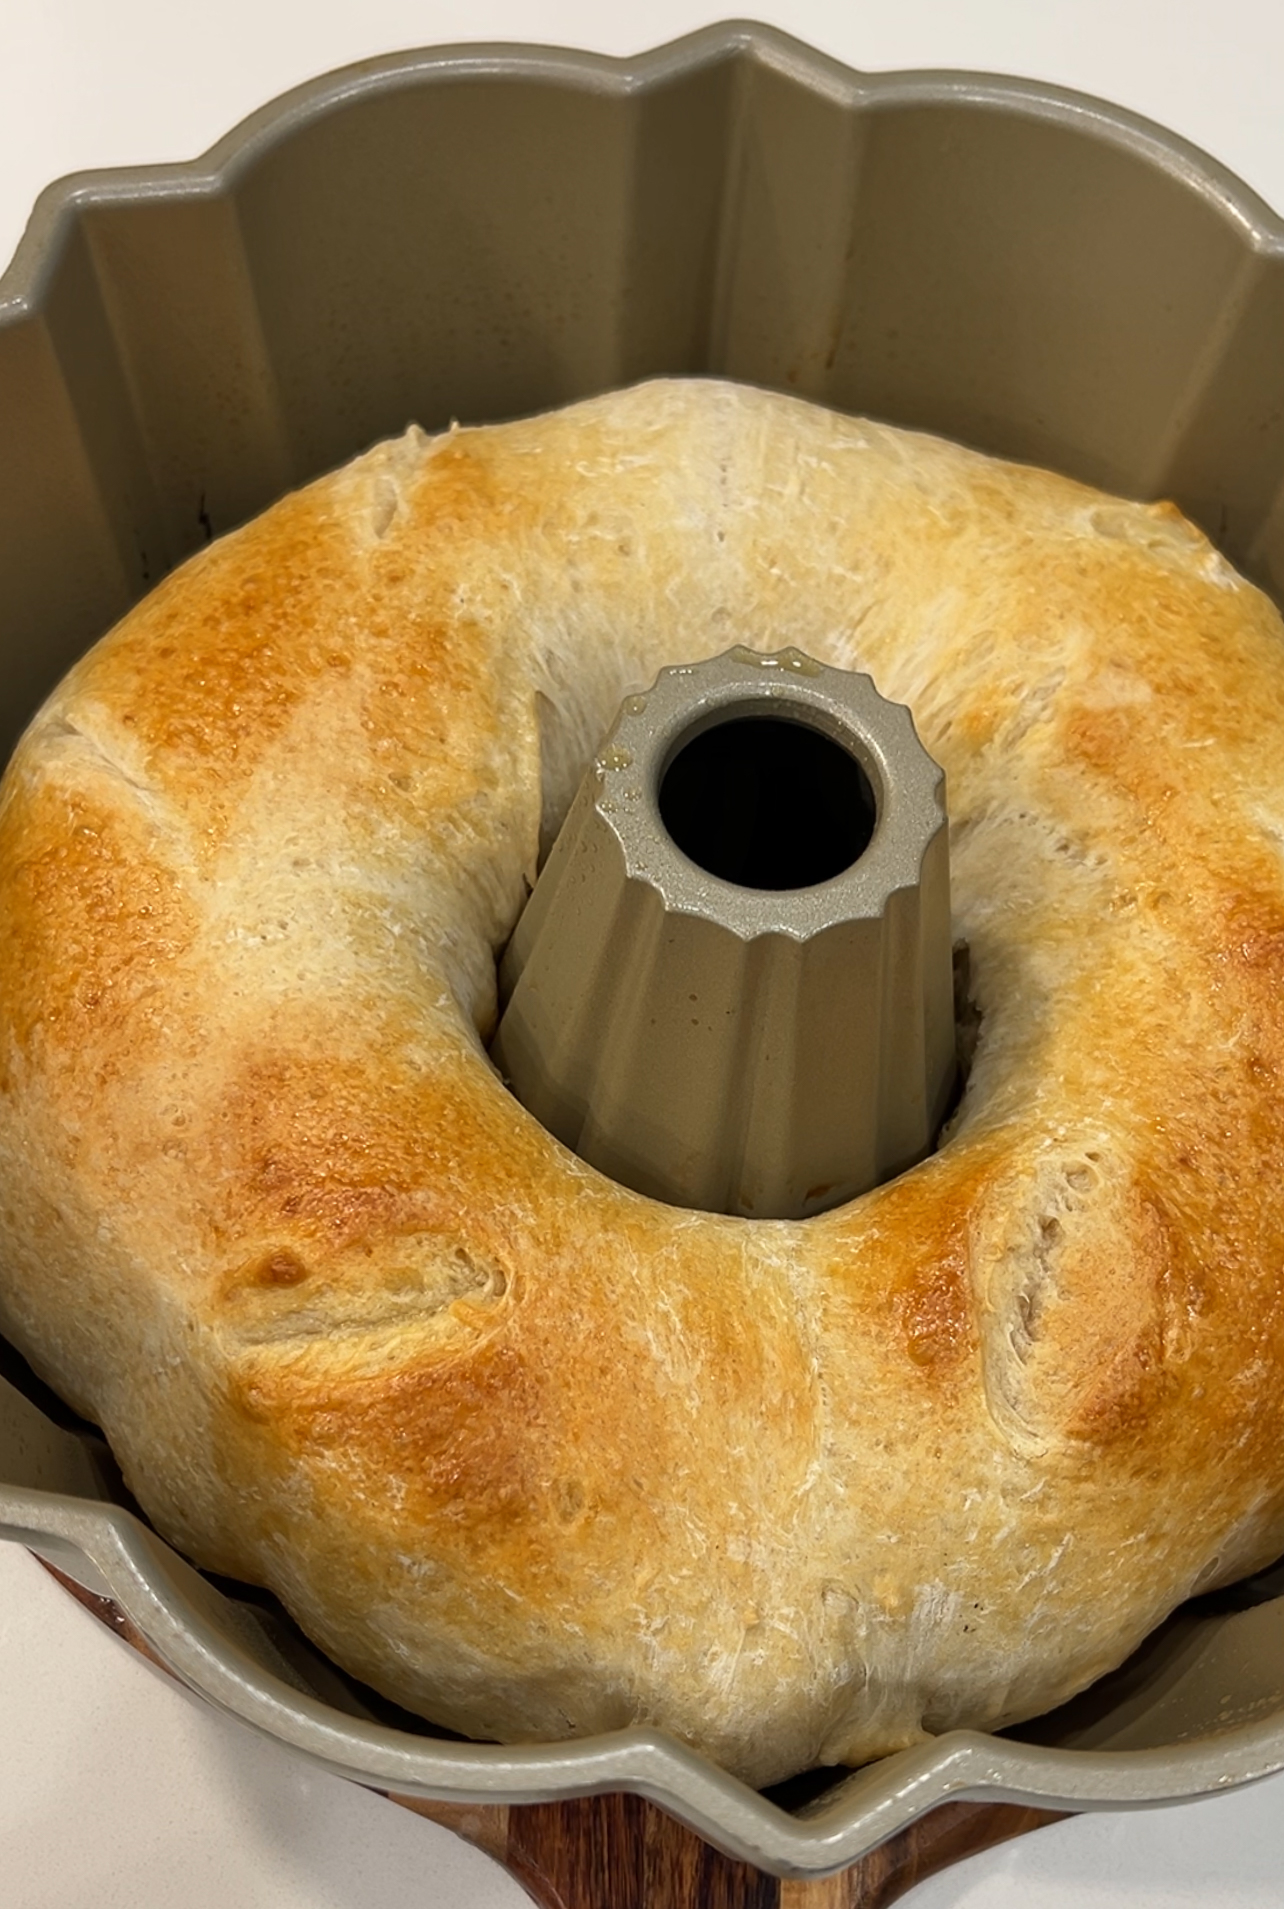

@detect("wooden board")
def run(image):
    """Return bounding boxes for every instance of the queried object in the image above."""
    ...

[399,1794,1064,1909]
[43,1562,1063,1907]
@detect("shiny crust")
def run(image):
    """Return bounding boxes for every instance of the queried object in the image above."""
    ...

[2,380,1284,1787]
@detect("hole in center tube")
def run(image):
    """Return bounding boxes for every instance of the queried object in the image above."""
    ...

[658,714,877,890]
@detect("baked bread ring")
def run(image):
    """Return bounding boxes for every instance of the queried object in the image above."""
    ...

[2,379,1284,1789]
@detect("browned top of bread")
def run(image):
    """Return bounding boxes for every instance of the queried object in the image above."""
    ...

[2,379,1284,1787]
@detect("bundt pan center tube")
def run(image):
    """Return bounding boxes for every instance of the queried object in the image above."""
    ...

[2,19,1284,1882]
[492,646,955,1219]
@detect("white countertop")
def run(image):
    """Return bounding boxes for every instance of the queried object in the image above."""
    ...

[3,4,1284,1905]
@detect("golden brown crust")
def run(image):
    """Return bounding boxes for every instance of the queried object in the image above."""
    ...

[3,380,1284,1785]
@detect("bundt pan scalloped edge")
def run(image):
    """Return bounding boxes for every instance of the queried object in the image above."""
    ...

[3,19,1284,1881]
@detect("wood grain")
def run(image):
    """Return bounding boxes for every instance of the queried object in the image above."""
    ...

[397,1791,1065,1908]
[41,1561,1063,1908]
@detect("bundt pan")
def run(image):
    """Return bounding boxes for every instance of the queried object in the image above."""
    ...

[4,18,1284,1882]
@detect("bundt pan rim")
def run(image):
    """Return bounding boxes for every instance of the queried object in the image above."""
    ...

[2,17,1284,1879]
[6,20,1284,324]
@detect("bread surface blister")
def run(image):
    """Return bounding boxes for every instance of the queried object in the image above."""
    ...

[2,378,1284,1788]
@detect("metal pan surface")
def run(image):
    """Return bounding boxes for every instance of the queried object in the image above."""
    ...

[2,21,1284,1879]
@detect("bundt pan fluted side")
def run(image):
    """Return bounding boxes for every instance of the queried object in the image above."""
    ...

[3,19,1284,1879]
